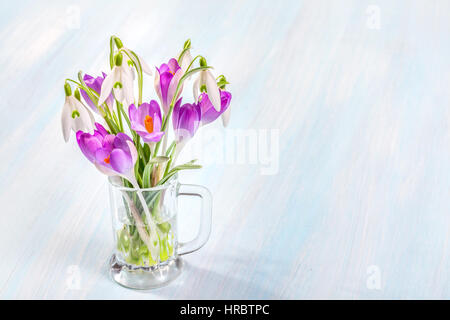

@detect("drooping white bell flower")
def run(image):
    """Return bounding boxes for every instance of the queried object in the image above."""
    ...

[122,48,153,76]
[193,58,221,111]
[98,53,135,107]
[113,37,152,76]
[61,84,95,142]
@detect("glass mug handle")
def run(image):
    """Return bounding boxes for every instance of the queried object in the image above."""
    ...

[176,183,212,255]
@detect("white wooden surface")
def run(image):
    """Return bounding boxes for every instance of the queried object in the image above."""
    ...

[0,0,449,299]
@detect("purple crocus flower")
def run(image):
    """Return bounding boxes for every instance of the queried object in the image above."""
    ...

[154,58,183,114]
[198,90,232,126]
[76,123,137,176]
[172,100,201,144]
[81,73,114,113]
[128,101,165,143]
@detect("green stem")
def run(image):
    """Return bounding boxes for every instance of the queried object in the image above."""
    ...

[163,143,177,177]
[117,102,123,131]
[109,36,116,69]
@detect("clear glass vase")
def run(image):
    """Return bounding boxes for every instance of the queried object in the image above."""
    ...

[108,174,212,289]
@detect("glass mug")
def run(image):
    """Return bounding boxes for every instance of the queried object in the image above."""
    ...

[108,174,212,289]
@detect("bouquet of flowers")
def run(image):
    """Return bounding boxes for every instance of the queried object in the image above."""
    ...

[62,36,231,266]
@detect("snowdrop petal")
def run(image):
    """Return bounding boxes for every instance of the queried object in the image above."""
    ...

[137,53,152,75]
[113,85,124,103]
[98,69,116,106]
[154,69,162,102]
[61,98,72,142]
[180,50,192,73]
[121,70,135,106]
[193,77,200,102]
[74,99,95,133]
[205,71,221,111]
[221,108,231,127]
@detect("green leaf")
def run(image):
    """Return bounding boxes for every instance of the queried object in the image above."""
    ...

[157,222,171,234]
[143,143,151,162]
[165,141,176,157]
[148,156,170,164]
[142,162,152,188]
[172,164,202,171]
[170,160,201,172]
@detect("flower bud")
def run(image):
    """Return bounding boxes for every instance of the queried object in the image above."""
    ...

[199,57,207,67]
[74,88,81,101]
[114,37,123,49]
[217,75,229,90]
[115,53,123,66]
[183,39,191,50]
[64,82,72,97]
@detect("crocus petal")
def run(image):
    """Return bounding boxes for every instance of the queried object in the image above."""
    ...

[80,74,99,112]
[83,74,102,95]
[94,148,112,165]
[126,140,138,165]
[155,59,182,114]
[137,131,165,143]
[159,63,170,74]
[154,70,162,103]
[95,122,109,136]
[205,71,221,111]
[94,163,116,176]
[199,90,232,126]
[159,72,173,113]
[167,69,183,108]
[83,73,114,113]
[148,100,162,121]
[129,101,164,143]
[98,69,116,106]
[109,148,133,174]
[128,104,138,127]
[171,98,183,130]
[174,103,201,142]
[77,132,102,162]
[168,58,181,73]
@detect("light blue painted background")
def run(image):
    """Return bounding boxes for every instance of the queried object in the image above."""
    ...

[0,0,449,299]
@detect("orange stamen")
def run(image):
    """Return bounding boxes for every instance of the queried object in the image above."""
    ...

[104,155,110,164]
[144,115,154,133]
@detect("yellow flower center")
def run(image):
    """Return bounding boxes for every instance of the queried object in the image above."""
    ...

[104,155,110,164]
[145,115,154,133]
